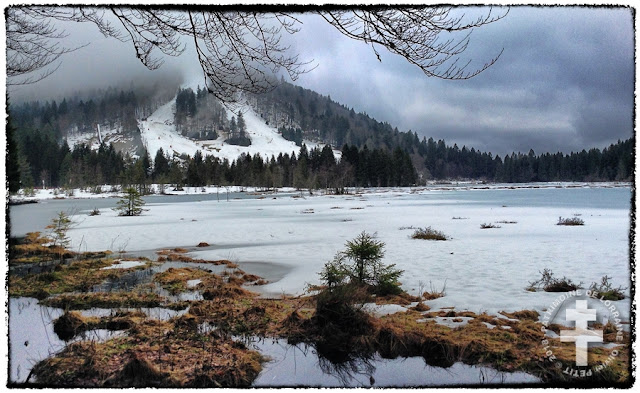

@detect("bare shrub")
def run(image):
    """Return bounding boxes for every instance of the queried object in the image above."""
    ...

[590,275,627,300]
[527,268,582,292]
[557,216,584,226]
[411,227,448,241]
[423,280,447,300]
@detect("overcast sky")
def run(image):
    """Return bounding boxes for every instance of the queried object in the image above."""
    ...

[6,5,635,157]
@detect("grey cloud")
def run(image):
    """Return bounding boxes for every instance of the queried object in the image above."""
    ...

[7,15,188,102]
[355,6,634,155]
[6,6,634,157]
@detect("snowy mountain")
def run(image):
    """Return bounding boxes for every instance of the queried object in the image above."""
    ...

[139,93,341,162]
[65,89,341,162]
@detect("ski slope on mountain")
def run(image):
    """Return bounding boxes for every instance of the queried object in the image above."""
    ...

[139,95,340,162]
[139,100,202,159]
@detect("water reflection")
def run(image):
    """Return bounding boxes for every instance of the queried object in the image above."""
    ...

[8,297,185,384]
[10,297,540,387]
[317,350,376,387]
[249,338,540,387]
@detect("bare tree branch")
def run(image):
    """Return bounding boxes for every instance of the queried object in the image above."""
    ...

[5,6,507,98]
[5,7,88,85]
[318,7,508,80]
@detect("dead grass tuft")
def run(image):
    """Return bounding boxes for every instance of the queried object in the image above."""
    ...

[557,216,585,226]
[154,267,211,294]
[114,355,171,387]
[375,292,420,306]
[411,227,448,241]
[33,316,265,388]
[9,258,153,298]
[411,302,431,312]
[41,291,180,310]
[527,268,582,292]
[242,274,260,282]
[227,276,245,286]
[53,311,87,341]
[10,231,75,264]
[202,286,255,300]
[500,310,539,321]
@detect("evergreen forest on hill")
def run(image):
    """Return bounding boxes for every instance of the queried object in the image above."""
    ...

[6,81,634,194]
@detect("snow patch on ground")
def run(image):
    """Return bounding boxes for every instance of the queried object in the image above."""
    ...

[186,279,202,288]
[363,303,409,317]
[418,316,475,328]
[100,260,146,270]
[10,185,299,202]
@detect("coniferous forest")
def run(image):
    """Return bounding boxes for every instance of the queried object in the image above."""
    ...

[6,81,634,194]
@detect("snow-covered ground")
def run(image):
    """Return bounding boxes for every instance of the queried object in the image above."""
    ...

[9,185,298,202]
[10,181,631,203]
[139,94,341,161]
[59,185,632,325]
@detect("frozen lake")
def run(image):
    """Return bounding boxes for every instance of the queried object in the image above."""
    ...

[10,184,632,320]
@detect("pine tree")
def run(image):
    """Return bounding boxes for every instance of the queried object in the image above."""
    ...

[46,211,72,259]
[237,111,246,137]
[153,148,170,180]
[114,187,146,216]
[320,231,404,295]
[6,110,21,193]
[229,116,237,137]
[169,159,185,190]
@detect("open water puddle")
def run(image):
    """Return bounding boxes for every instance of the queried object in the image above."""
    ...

[10,296,541,387]
[8,297,183,384]
[249,338,540,387]
[8,298,124,383]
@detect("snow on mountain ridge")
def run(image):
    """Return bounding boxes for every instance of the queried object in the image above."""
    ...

[63,88,342,163]
[139,93,341,162]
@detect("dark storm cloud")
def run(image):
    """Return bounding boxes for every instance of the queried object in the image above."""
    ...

[294,6,634,155]
[6,6,634,156]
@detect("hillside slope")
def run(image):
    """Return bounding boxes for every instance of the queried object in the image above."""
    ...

[139,93,340,161]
